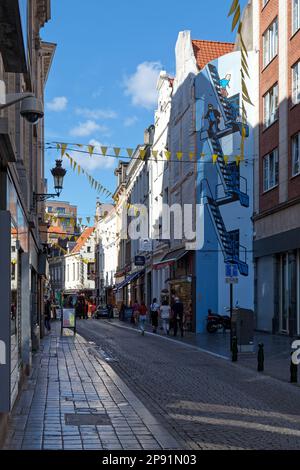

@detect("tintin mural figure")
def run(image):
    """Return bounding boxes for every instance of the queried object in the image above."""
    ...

[219,73,231,97]
[205,104,221,137]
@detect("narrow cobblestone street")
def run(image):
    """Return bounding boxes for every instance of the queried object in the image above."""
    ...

[4,319,300,451]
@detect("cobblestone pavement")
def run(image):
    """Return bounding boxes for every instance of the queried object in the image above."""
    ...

[76,319,300,450]
[3,323,179,450]
[109,319,296,384]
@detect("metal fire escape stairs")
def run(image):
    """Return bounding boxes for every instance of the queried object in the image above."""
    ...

[199,64,250,276]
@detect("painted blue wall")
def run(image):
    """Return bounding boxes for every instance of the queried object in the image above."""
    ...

[194,51,255,333]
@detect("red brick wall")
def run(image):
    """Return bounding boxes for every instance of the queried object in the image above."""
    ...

[259,0,279,212]
[288,0,300,200]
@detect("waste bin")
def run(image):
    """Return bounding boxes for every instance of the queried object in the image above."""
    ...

[231,308,254,352]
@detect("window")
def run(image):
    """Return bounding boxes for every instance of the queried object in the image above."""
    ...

[292,132,300,176]
[263,148,279,191]
[67,265,69,282]
[73,263,75,281]
[293,0,300,35]
[77,262,80,280]
[263,18,278,67]
[87,246,91,253]
[263,84,278,128]
[47,206,52,213]
[292,61,300,106]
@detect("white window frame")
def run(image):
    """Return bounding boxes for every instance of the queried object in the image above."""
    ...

[263,148,279,192]
[293,0,300,35]
[292,132,300,176]
[263,18,278,67]
[292,61,300,106]
[263,83,279,128]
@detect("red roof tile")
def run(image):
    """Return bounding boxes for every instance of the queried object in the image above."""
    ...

[192,39,235,70]
[48,226,63,233]
[71,227,94,254]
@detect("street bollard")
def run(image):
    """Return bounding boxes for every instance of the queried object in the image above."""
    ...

[257,343,264,372]
[290,352,298,383]
[232,336,238,362]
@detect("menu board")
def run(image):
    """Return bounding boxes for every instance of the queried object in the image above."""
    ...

[62,309,76,329]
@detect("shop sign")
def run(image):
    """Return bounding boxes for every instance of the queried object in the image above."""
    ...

[135,255,145,266]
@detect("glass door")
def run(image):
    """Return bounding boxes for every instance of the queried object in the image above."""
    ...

[279,254,289,333]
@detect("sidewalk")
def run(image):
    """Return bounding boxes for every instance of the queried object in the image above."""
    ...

[109,319,298,385]
[3,323,179,450]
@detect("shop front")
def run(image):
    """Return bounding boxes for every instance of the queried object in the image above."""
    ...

[0,173,29,415]
[153,248,195,332]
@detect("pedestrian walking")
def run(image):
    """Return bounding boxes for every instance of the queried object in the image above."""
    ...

[150,298,160,333]
[84,300,89,319]
[172,297,184,337]
[44,298,51,333]
[138,301,148,336]
[132,300,140,326]
[160,300,171,335]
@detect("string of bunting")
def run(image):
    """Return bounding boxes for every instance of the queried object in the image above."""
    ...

[52,142,246,167]
[228,0,253,162]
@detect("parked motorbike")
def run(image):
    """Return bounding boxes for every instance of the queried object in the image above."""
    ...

[206,309,231,333]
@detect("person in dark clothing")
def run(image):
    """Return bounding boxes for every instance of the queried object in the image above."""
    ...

[44,298,51,332]
[205,104,221,136]
[172,297,184,337]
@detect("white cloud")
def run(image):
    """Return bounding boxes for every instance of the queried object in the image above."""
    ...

[68,139,115,171]
[46,96,68,112]
[123,116,138,127]
[75,108,117,120]
[70,120,109,137]
[123,61,162,110]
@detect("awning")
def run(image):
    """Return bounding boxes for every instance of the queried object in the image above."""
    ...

[113,270,144,292]
[153,248,188,270]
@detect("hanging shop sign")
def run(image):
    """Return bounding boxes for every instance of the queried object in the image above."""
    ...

[134,255,145,266]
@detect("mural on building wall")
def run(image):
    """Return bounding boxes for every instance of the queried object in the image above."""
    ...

[194,51,255,333]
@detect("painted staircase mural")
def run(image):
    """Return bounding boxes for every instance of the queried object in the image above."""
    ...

[200,63,250,276]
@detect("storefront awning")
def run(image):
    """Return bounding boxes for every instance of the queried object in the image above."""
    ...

[113,270,144,292]
[153,248,188,270]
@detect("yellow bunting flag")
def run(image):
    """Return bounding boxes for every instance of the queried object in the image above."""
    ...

[176,152,183,160]
[76,144,83,148]
[224,155,229,165]
[88,145,95,157]
[228,0,239,16]
[189,152,195,160]
[126,148,133,157]
[78,165,81,175]
[114,147,121,157]
[164,150,171,160]
[235,156,241,166]
[101,146,108,156]
[139,149,146,159]
[152,150,158,160]
[212,154,218,164]
[56,143,60,151]
[61,143,68,158]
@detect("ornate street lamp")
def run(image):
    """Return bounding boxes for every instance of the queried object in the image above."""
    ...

[34,160,67,203]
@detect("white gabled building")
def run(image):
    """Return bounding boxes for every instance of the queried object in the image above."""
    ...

[95,203,117,305]
[64,227,95,296]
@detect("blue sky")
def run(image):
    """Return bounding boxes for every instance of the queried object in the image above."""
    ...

[42,0,247,221]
